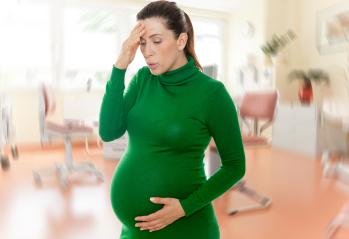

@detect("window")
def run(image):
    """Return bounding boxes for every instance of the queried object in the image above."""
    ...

[0,1,226,89]
[192,17,225,82]
[0,0,136,90]
[62,6,121,89]
[0,1,51,89]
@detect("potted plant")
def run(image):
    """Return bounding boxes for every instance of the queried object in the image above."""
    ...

[261,30,297,58]
[288,69,330,105]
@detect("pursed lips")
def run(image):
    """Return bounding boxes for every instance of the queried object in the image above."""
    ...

[147,63,158,69]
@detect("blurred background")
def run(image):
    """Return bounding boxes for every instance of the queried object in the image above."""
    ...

[0,0,349,239]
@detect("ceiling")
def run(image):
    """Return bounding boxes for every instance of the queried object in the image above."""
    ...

[173,0,249,12]
[144,0,250,13]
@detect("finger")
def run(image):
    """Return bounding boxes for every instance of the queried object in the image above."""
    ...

[138,28,146,38]
[147,222,167,230]
[136,219,162,227]
[149,224,167,232]
[150,197,170,204]
[131,22,143,32]
[130,27,146,46]
[135,210,163,222]
[131,22,145,35]
[136,219,162,229]
[132,30,146,46]
[135,26,146,39]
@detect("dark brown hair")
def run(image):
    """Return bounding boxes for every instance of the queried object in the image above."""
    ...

[136,1,202,70]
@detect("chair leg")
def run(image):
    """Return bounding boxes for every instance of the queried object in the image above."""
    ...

[33,165,60,186]
[1,154,10,171]
[325,203,349,239]
[84,135,103,156]
[228,180,272,215]
[60,137,104,184]
[64,136,73,167]
[84,136,91,155]
[33,136,104,187]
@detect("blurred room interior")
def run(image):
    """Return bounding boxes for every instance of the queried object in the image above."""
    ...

[0,0,349,238]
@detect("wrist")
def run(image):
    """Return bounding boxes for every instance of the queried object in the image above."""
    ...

[114,58,128,70]
[177,199,186,217]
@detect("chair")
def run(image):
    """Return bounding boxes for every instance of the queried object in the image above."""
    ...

[326,202,349,239]
[32,84,104,188]
[321,99,349,238]
[208,90,278,215]
[0,93,19,170]
[239,90,279,145]
[321,99,349,181]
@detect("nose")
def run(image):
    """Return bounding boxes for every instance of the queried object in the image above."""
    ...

[142,43,154,58]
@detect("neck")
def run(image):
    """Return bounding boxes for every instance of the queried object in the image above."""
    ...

[156,55,199,86]
[169,53,188,71]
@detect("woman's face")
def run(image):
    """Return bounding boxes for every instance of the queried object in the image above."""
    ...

[139,17,187,75]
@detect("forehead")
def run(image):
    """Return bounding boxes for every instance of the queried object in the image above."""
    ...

[139,17,174,38]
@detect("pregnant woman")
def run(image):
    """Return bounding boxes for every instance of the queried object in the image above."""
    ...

[99,1,245,238]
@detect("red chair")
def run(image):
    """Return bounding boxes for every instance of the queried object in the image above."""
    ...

[209,90,278,215]
[32,84,104,188]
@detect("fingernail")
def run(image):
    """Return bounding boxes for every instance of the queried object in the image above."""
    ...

[150,197,155,202]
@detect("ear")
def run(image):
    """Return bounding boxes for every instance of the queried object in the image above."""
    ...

[177,33,188,51]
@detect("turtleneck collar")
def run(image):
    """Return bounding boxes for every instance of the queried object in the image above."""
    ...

[154,56,199,86]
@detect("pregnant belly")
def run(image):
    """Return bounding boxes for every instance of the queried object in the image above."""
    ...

[110,152,205,228]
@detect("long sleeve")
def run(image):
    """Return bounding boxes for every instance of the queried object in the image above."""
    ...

[179,82,246,217]
[99,66,140,142]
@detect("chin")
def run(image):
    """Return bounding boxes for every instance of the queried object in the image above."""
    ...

[149,68,165,75]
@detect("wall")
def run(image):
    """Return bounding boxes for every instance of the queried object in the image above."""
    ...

[227,0,349,105]
[268,0,349,104]
[226,0,268,96]
[226,0,301,99]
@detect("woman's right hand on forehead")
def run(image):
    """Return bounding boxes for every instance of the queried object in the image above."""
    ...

[114,22,146,69]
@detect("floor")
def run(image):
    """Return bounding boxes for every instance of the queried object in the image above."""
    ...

[0,144,348,239]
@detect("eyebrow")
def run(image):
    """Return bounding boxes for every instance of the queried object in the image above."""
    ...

[140,34,163,40]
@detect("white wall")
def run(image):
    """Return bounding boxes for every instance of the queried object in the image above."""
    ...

[265,0,349,104]
[226,0,349,104]
[293,0,349,103]
[226,0,268,96]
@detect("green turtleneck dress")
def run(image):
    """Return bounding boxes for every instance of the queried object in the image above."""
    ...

[99,57,245,239]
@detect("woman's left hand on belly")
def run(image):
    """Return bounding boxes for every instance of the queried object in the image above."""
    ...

[134,197,185,232]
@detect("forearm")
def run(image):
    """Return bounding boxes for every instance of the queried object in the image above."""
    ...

[99,67,127,142]
[179,82,246,217]
[179,153,245,216]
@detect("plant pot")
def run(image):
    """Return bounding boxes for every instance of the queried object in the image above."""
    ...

[298,82,313,105]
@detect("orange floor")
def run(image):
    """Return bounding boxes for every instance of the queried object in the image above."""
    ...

[0,145,348,239]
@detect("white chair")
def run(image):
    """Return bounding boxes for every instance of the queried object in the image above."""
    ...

[32,84,104,188]
[326,203,349,239]
[0,93,19,170]
[321,99,349,182]
[321,99,349,238]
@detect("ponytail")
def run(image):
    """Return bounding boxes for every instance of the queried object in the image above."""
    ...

[183,12,202,71]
